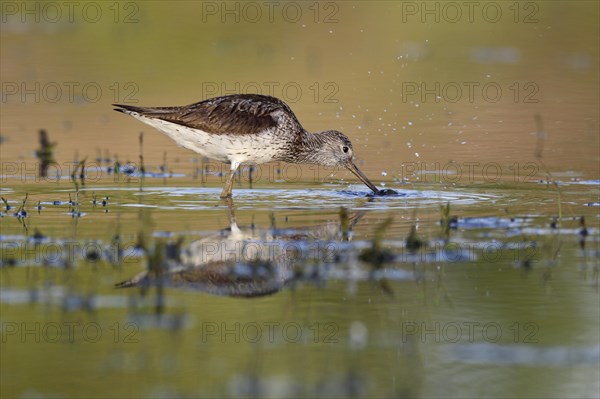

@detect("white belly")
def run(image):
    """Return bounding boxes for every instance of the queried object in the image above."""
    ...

[130,114,283,166]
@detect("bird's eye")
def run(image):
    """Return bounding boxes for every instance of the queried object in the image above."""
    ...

[342,146,349,153]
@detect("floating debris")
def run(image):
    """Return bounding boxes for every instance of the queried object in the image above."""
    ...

[91,192,109,207]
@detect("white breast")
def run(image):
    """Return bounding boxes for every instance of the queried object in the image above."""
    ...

[129,114,284,167]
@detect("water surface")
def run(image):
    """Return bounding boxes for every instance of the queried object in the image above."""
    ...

[1,1,599,398]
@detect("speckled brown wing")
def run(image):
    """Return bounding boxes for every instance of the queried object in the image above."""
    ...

[113,94,303,135]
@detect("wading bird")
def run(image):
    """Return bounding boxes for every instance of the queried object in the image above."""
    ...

[114,94,383,198]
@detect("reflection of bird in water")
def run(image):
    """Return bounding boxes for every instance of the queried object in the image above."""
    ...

[116,204,366,298]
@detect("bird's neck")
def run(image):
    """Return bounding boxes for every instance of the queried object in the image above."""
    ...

[281,130,325,164]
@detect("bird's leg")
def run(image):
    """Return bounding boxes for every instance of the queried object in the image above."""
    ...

[225,198,236,223]
[224,199,243,235]
[220,163,239,198]
[220,172,236,198]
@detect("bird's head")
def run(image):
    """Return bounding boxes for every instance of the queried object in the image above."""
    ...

[313,130,379,194]
[313,130,356,167]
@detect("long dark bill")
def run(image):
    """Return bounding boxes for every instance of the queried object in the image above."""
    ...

[345,161,379,194]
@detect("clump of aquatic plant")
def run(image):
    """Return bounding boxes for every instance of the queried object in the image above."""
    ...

[359,217,394,267]
[139,132,146,191]
[71,157,86,189]
[160,151,169,184]
[111,154,121,175]
[14,193,28,218]
[91,192,108,207]
[35,129,56,177]
[405,225,424,253]
[67,191,82,218]
[439,202,457,240]
[1,197,11,212]
[534,114,563,226]
[339,206,350,240]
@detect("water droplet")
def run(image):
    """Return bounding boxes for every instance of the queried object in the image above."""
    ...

[349,321,368,350]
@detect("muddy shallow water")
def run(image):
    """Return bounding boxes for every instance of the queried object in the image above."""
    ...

[1,175,598,398]
[1,1,599,398]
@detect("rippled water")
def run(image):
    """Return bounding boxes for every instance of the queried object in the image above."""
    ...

[1,1,599,398]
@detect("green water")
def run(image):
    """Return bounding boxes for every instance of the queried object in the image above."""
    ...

[1,1,599,398]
